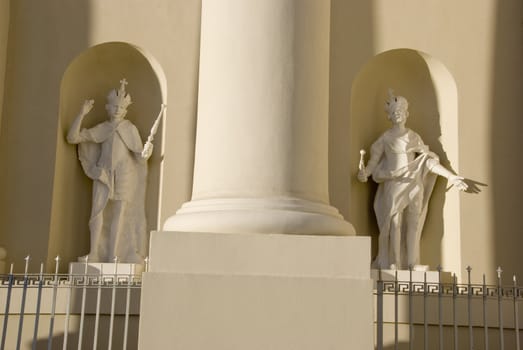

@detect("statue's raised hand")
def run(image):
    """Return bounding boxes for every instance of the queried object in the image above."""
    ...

[80,99,95,116]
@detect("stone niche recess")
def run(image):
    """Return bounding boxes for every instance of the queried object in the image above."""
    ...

[48,42,166,270]
[349,48,463,278]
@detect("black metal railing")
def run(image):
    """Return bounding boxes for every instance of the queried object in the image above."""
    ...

[0,256,143,350]
[375,266,522,350]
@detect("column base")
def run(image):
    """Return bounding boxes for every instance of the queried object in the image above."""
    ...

[138,231,373,350]
[163,197,355,235]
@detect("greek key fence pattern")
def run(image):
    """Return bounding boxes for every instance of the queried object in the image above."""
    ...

[375,267,521,350]
[0,256,145,350]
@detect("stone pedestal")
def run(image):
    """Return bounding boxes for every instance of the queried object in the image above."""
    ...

[138,232,373,350]
[69,262,143,276]
[371,269,454,284]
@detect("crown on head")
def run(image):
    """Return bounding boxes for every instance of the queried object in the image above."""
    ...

[384,88,408,115]
[107,78,132,108]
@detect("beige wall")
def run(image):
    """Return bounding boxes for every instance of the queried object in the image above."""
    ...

[329,0,523,282]
[1,0,522,281]
[0,0,200,271]
[0,0,9,134]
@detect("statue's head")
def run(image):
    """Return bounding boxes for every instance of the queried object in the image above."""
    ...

[385,89,409,124]
[106,78,132,121]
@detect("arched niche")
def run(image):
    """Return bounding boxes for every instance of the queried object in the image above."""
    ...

[349,49,462,276]
[48,42,166,270]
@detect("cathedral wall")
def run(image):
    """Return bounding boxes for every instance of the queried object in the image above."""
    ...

[330,0,523,282]
[0,0,521,279]
[0,0,201,271]
[0,0,9,134]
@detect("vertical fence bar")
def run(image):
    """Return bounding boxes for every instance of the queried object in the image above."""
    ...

[107,257,118,350]
[16,256,31,350]
[32,263,44,350]
[437,266,443,350]
[409,266,413,350]
[497,267,504,350]
[424,271,428,350]
[514,275,520,350]
[394,269,398,350]
[122,272,132,350]
[483,274,489,350]
[48,256,60,350]
[453,273,458,350]
[92,265,103,350]
[62,262,74,350]
[467,266,473,350]
[77,257,89,350]
[376,269,383,350]
[1,263,14,350]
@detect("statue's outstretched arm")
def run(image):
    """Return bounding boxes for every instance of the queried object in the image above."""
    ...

[430,163,468,191]
[67,100,94,144]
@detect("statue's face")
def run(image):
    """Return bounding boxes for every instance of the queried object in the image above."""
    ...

[106,102,127,121]
[388,107,408,125]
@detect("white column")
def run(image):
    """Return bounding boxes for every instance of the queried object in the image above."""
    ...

[164,0,354,236]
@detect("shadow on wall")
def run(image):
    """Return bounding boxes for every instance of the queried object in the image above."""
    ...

[491,0,523,278]
[328,0,375,237]
[48,42,166,271]
[0,1,92,272]
[347,49,461,273]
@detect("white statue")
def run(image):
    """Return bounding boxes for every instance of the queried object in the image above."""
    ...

[67,79,164,263]
[357,89,467,270]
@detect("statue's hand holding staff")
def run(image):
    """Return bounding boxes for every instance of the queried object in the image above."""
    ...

[357,149,368,182]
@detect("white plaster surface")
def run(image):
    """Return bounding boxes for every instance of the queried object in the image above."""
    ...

[148,231,370,278]
[163,0,355,236]
[371,269,453,284]
[69,262,143,276]
[139,231,373,350]
[140,273,373,350]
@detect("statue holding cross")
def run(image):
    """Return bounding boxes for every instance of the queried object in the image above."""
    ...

[67,79,165,263]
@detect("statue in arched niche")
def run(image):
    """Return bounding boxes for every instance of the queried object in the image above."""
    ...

[67,79,165,263]
[357,89,467,270]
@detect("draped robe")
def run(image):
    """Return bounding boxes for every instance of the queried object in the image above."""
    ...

[77,119,147,263]
[370,129,438,268]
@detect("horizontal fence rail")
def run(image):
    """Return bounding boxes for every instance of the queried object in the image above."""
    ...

[375,267,522,350]
[2,256,520,350]
[0,256,145,350]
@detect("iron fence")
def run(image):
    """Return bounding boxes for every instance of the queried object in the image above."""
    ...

[375,266,522,350]
[0,256,144,350]
[2,256,521,350]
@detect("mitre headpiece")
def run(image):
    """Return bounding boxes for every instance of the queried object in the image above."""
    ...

[107,78,132,108]
[384,88,408,115]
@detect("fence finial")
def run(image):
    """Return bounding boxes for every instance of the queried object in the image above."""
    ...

[24,255,30,276]
[54,255,60,275]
